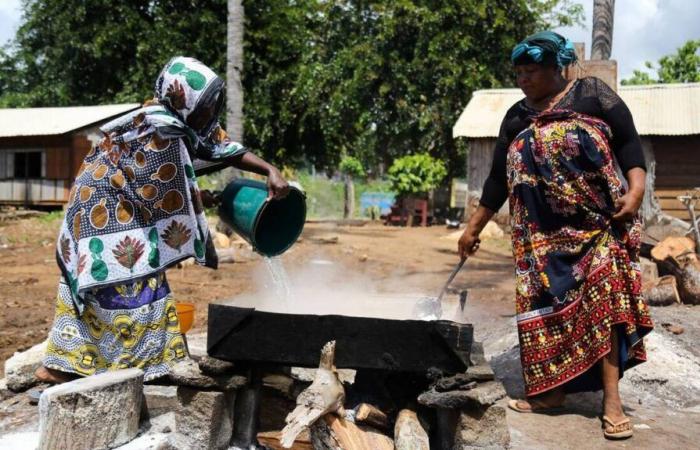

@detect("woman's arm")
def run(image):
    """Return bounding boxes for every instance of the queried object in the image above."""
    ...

[227,152,290,200]
[458,205,496,259]
[594,78,647,221]
[612,167,645,222]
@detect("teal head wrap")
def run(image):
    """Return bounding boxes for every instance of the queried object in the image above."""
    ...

[511,31,577,68]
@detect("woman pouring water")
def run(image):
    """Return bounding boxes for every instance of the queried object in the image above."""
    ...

[36,56,289,384]
[458,32,653,440]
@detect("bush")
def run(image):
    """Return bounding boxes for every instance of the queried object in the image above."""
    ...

[387,153,446,197]
[339,156,365,178]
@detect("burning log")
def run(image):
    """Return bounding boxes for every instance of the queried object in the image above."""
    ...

[354,403,389,430]
[280,341,346,448]
[643,275,681,306]
[394,409,430,450]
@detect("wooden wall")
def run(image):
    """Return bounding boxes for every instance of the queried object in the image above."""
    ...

[651,135,700,220]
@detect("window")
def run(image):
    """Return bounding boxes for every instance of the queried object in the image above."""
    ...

[13,152,42,178]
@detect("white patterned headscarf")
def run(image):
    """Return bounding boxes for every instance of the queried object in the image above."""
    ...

[154,56,225,137]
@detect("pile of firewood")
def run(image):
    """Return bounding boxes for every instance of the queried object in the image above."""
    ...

[642,190,700,306]
[276,341,429,450]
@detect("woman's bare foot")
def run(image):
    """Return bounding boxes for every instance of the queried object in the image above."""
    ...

[509,387,565,412]
[34,366,77,384]
[603,395,627,424]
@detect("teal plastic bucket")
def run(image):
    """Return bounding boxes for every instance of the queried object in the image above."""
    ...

[218,178,306,257]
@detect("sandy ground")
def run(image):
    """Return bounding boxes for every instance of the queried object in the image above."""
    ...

[1,215,699,448]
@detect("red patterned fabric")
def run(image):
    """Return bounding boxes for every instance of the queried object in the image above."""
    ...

[507,110,653,396]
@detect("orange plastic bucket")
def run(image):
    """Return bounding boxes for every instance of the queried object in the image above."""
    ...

[175,302,195,335]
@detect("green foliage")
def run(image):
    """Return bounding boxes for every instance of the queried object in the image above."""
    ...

[622,39,700,85]
[339,155,365,178]
[387,153,446,197]
[0,0,582,175]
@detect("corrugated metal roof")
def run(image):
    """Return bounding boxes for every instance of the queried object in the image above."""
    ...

[0,104,141,138]
[453,82,700,138]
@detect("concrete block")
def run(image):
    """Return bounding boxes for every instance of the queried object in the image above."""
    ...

[4,340,47,392]
[454,405,509,449]
[144,385,179,418]
[38,368,144,450]
[175,387,235,450]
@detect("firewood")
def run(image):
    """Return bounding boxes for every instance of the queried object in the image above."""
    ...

[257,431,312,450]
[643,275,681,306]
[280,341,346,448]
[656,257,700,305]
[354,403,388,430]
[394,409,430,450]
[309,415,394,450]
[651,236,696,262]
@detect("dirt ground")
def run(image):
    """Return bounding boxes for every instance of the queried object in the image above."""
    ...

[1,215,699,449]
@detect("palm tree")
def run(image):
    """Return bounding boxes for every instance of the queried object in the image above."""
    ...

[227,0,244,141]
[591,0,615,60]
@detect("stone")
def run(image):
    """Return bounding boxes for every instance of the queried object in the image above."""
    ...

[466,364,495,382]
[435,365,494,392]
[4,340,47,392]
[469,341,487,366]
[185,333,208,360]
[311,234,339,244]
[213,232,231,249]
[479,221,504,239]
[168,358,247,391]
[115,413,176,450]
[454,405,509,449]
[38,368,144,450]
[144,385,179,418]
[175,387,235,450]
[418,381,506,409]
[262,373,295,399]
[198,356,236,375]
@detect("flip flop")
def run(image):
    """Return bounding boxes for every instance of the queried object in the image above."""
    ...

[507,399,564,414]
[602,415,633,440]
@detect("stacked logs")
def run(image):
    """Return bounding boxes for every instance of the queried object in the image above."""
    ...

[643,236,700,305]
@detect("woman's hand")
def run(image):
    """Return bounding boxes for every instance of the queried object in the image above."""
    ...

[612,190,643,222]
[458,227,481,260]
[267,167,290,200]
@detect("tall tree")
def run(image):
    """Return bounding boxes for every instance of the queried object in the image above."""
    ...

[591,0,615,60]
[227,0,245,141]
[0,0,582,175]
[622,39,700,85]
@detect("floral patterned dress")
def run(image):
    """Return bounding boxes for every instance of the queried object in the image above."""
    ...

[507,110,653,396]
[44,57,245,380]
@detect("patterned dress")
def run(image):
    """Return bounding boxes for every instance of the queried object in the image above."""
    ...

[507,110,653,396]
[45,57,245,380]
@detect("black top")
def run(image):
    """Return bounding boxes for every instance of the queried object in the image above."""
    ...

[480,77,646,212]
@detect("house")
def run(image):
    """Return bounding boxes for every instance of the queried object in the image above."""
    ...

[453,83,700,221]
[0,104,140,207]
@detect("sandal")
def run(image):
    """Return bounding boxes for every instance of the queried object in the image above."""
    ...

[602,415,633,440]
[507,399,564,414]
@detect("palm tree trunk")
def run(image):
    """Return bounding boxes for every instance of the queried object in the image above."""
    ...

[227,0,244,141]
[591,0,615,60]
